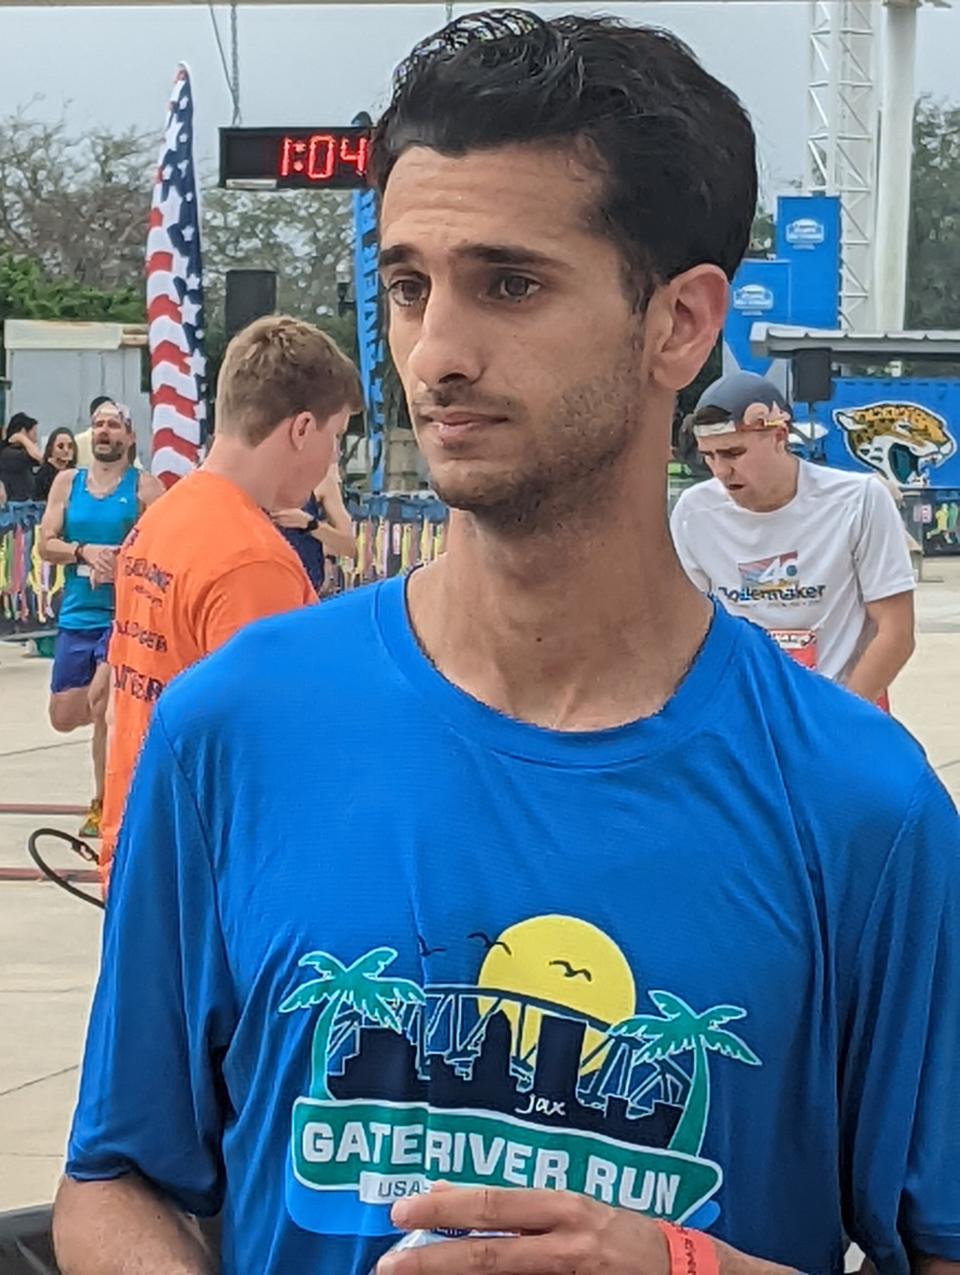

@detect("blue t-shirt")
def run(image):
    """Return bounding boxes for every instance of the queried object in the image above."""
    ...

[67,577,960,1275]
[279,491,326,591]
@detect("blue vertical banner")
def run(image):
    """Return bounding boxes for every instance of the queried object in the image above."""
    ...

[775,195,840,329]
[351,114,386,493]
[722,259,792,379]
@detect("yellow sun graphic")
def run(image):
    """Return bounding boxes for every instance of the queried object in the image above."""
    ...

[475,915,636,1076]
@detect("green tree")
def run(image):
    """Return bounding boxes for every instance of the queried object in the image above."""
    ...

[202,186,355,348]
[907,97,960,330]
[0,109,359,351]
[278,947,424,1100]
[611,991,760,1156]
[0,251,143,323]
[0,111,153,293]
[745,204,776,260]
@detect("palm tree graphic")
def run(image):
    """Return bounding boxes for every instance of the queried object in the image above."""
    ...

[279,947,425,1100]
[611,991,761,1157]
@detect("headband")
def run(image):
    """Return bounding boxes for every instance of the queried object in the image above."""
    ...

[693,400,791,439]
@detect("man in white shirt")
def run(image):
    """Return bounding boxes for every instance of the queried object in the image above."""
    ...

[670,371,916,703]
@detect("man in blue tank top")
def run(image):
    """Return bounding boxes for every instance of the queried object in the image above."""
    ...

[39,402,163,837]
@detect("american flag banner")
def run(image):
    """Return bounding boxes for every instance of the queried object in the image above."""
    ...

[146,64,207,487]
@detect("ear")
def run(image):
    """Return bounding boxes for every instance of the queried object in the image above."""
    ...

[644,264,729,393]
[289,411,314,452]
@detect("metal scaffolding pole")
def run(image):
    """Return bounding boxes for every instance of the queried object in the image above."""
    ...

[805,0,879,332]
[873,0,919,332]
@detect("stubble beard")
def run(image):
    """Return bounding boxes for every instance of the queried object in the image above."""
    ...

[93,441,127,465]
[428,354,645,538]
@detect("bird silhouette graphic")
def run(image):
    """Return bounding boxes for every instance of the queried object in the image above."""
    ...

[417,935,446,958]
[469,931,513,956]
[549,959,593,982]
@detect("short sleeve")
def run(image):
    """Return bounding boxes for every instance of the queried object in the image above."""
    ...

[854,479,916,605]
[841,771,960,1266]
[66,705,237,1216]
[197,559,315,655]
[670,497,712,593]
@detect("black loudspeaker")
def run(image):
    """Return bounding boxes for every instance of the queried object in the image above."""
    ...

[224,269,277,342]
[792,349,834,404]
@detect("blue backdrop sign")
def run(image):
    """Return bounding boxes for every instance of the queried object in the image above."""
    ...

[775,195,840,330]
[722,195,840,381]
[722,259,792,378]
[821,378,960,489]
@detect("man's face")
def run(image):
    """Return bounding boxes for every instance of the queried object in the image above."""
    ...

[91,408,131,463]
[379,144,647,527]
[696,428,784,508]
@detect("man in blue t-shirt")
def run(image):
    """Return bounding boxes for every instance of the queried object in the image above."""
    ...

[55,13,960,1275]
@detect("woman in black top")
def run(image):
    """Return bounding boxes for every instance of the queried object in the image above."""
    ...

[0,413,42,501]
[34,427,79,502]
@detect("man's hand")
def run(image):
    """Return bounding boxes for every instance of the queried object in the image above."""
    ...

[378,1186,670,1275]
[86,546,119,587]
[844,590,915,703]
[272,508,311,530]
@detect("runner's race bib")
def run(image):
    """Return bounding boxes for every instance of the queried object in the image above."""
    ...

[768,629,890,713]
[767,629,818,670]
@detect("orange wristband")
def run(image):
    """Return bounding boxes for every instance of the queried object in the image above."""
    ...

[654,1221,720,1275]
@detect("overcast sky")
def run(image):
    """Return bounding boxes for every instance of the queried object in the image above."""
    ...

[1,1,958,197]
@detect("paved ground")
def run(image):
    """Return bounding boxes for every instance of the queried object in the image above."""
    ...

[1,564,959,1216]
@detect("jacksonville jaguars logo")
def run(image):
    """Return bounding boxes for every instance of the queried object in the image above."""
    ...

[833,402,956,487]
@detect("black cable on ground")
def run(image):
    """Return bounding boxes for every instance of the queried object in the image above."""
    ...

[26,829,104,911]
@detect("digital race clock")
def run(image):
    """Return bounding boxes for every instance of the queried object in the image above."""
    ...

[219,127,371,190]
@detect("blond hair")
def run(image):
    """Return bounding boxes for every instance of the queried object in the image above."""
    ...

[215,315,362,446]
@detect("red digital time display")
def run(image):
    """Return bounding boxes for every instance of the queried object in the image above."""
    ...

[279,132,369,184]
[219,127,370,190]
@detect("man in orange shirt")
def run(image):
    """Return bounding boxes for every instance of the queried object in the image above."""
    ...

[99,315,361,884]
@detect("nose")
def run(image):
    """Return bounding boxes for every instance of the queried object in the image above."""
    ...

[401,285,484,392]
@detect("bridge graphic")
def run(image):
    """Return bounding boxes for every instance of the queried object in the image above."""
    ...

[322,983,690,1148]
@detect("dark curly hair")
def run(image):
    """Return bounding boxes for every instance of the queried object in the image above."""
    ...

[372,11,754,303]
[370,9,757,304]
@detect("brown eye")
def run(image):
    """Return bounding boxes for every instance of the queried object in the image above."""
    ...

[388,278,427,308]
[493,275,540,301]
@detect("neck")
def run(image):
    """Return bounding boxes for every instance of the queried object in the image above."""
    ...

[407,461,712,730]
[88,456,129,484]
[201,433,283,509]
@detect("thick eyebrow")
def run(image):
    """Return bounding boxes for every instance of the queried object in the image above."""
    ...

[379,242,567,272]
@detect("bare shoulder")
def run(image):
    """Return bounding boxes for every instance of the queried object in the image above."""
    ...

[48,468,77,500]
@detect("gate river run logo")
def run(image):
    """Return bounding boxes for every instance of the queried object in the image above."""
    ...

[277,915,761,1237]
